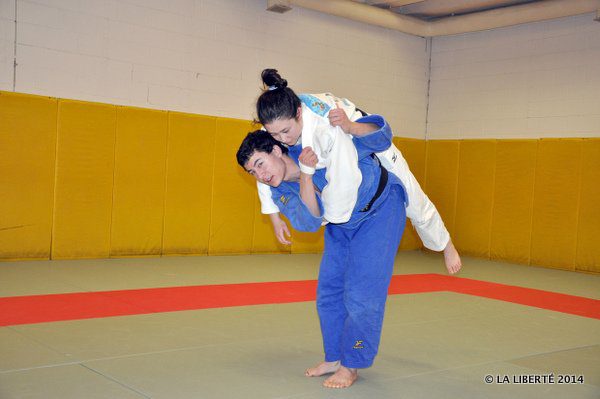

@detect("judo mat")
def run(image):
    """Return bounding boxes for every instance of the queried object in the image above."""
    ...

[0,251,598,399]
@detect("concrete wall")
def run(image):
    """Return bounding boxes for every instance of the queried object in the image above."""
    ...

[428,13,600,139]
[0,0,429,138]
[0,0,15,90]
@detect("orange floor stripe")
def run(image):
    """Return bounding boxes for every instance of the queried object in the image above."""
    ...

[0,274,598,326]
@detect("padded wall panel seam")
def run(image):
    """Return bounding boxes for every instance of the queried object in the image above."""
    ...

[208,118,218,255]
[107,103,118,257]
[161,116,171,255]
[453,142,460,235]
[573,141,583,271]
[162,113,217,255]
[51,100,117,259]
[208,118,255,255]
[528,140,539,266]
[575,138,600,272]
[424,140,460,242]
[0,92,57,260]
[110,107,169,256]
[487,141,497,259]
[490,140,537,265]
[50,101,60,259]
[454,140,496,258]
[530,139,582,269]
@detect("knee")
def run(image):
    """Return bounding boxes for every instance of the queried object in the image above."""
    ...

[344,293,387,318]
[316,286,344,311]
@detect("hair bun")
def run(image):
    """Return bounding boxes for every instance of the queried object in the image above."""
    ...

[261,68,287,90]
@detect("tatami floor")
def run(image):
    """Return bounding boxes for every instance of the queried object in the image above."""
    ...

[0,251,599,399]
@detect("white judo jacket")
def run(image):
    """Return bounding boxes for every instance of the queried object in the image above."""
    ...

[257,93,450,251]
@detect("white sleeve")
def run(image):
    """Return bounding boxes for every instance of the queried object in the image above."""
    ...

[375,144,450,251]
[257,181,279,214]
[312,125,362,224]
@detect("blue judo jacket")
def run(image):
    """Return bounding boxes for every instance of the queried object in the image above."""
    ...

[270,115,407,232]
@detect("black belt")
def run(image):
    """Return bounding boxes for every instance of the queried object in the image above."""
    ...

[355,107,368,117]
[360,155,388,212]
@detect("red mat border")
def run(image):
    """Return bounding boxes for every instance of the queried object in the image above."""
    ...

[1,274,598,326]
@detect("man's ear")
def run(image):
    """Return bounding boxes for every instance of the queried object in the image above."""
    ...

[272,145,282,157]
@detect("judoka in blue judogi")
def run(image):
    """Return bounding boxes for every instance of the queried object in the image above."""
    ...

[237,115,407,381]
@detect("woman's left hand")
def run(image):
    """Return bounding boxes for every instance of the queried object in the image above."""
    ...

[328,102,352,133]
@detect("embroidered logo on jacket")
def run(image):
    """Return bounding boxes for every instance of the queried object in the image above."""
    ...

[279,195,289,205]
[353,340,364,349]
[298,94,330,117]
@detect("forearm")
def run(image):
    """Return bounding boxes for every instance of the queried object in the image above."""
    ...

[347,121,379,136]
[268,212,282,225]
[299,173,320,217]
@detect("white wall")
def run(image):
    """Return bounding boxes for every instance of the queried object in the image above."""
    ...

[428,13,600,139]
[0,0,429,138]
[0,0,15,89]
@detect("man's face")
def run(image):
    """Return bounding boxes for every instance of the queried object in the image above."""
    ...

[244,147,286,187]
[264,107,303,146]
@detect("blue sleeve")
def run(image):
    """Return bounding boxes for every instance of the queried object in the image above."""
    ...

[352,114,393,159]
[273,189,324,233]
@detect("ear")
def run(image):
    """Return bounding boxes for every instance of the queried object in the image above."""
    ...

[272,145,282,158]
[296,106,302,121]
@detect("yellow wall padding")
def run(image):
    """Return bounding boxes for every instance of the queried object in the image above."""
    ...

[394,137,426,251]
[425,140,460,239]
[490,140,537,264]
[291,230,325,254]
[530,139,582,270]
[110,107,169,256]
[454,140,496,257]
[576,138,600,272]
[2,91,598,273]
[162,113,216,255]
[208,118,257,255]
[52,100,116,259]
[0,92,57,260]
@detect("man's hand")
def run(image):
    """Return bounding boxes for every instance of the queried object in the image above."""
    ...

[299,146,318,169]
[269,213,291,245]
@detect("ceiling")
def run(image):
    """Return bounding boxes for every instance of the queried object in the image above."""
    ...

[275,0,600,36]
[355,0,542,21]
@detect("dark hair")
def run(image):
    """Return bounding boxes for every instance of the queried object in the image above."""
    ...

[256,69,301,126]
[236,129,289,168]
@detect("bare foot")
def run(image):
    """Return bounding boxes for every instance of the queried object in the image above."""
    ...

[305,360,340,377]
[443,240,462,274]
[323,366,358,388]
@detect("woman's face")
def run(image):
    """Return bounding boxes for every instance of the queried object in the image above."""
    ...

[264,107,303,146]
[243,146,286,187]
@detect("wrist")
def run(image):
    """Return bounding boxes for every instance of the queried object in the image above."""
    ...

[300,172,314,180]
[347,121,359,134]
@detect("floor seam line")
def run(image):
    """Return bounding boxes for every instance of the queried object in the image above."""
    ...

[80,363,153,399]
[503,343,600,362]
[374,344,600,383]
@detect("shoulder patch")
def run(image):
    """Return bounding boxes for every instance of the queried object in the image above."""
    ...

[299,94,330,117]
[279,195,289,205]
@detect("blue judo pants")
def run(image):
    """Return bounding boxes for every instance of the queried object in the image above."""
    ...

[316,185,407,369]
